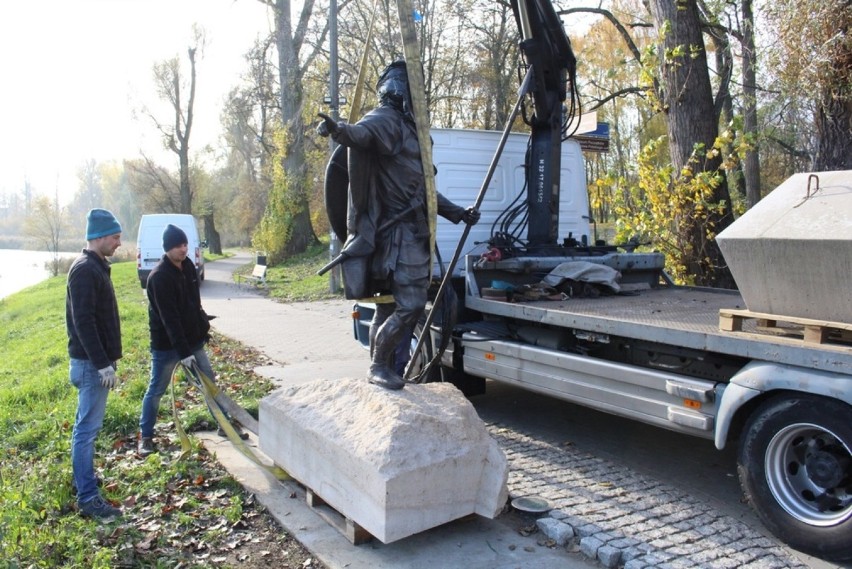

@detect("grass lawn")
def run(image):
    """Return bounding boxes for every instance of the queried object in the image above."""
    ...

[0,260,319,568]
[234,238,342,303]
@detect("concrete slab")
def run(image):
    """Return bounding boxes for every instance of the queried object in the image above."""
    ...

[717,170,852,322]
[259,378,509,543]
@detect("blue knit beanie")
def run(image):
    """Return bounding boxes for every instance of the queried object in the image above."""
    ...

[162,224,188,252]
[85,209,122,240]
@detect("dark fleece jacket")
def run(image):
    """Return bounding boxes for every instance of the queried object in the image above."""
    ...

[66,249,122,369]
[146,255,210,358]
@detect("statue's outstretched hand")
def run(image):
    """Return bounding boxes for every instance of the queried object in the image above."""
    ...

[316,112,340,137]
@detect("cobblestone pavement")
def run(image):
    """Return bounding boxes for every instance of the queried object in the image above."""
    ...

[490,425,807,569]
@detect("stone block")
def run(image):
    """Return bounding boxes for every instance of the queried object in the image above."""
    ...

[598,544,623,568]
[258,378,508,543]
[536,517,574,545]
[716,170,852,322]
[580,535,604,558]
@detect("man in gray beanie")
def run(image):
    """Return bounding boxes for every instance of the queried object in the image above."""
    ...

[66,208,123,519]
[138,224,247,457]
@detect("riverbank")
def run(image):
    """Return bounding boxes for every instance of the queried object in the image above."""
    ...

[0,260,319,567]
[0,248,77,299]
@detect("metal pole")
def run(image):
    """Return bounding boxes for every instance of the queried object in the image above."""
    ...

[404,68,535,381]
[328,0,343,293]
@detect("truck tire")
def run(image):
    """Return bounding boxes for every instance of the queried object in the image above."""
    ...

[738,394,852,561]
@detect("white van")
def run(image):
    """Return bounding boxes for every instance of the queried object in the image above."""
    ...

[136,214,205,288]
[429,128,590,276]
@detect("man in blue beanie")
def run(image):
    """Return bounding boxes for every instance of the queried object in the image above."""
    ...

[66,208,123,519]
[138,224,247,456]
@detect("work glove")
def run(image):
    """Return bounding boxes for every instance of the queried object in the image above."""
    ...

[316,112,341,137]
[97,366,118,389]
[461,206,481,226]
[180,355,197,369]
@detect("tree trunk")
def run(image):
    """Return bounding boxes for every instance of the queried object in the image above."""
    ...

[176,48,197,215]
[649,0,735,288]
[274,0,318,256]
[814,96,852,171]
[813,3,852,174]
[202,213,222,254]
[741,0,762,207]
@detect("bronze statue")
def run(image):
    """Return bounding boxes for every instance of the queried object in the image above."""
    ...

[317,60,479,390]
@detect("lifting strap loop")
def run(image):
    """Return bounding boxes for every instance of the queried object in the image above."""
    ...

[170,362,290,481]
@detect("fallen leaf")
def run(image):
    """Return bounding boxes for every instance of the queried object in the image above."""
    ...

[135,532,158,551]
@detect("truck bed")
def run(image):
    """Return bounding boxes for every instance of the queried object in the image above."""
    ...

[465,284,852,374]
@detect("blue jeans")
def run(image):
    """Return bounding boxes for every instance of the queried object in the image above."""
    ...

[139,345,215,438]
[70,358,111,505]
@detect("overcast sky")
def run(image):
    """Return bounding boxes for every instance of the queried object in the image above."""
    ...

[0,0,272,205]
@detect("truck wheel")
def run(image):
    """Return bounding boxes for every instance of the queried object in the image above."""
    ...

[738,394,852,561]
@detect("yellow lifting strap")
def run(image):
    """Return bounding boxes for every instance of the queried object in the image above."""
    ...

[348,0,377,124]
[347,0,436,305]
[170,362,290,481]
[395,0,438,268]
[352,0,396,305]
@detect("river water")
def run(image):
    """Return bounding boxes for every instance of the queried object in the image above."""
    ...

[0,249,79,300]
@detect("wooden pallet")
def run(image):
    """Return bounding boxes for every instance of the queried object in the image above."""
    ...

[719,308,852,346]
[305,488,373,545]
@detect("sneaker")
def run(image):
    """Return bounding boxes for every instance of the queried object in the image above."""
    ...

[218,424,250,440]
[79,496,121,520]
[138,436,155,457]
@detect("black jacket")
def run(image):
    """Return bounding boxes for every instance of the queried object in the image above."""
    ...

[66,249,122,369]
[146,255,210,358]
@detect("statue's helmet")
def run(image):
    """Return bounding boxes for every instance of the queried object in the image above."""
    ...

[376,60,410,110]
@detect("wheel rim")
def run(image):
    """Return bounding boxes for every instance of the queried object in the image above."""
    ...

[765,422,852,527]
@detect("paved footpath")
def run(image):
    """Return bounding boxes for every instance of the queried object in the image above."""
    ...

[200,252,844,569]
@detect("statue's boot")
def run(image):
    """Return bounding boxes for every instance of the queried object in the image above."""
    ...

[367,315,407,390]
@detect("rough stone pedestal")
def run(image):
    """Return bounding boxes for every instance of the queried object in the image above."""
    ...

[258,378,509,544]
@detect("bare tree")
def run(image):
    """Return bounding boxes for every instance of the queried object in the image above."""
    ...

[147,33,201,215]
[253,0,323,258]
[125,156,183,213]
[458,0,519,129]
[219,38,280,242]
[143,26,224,253]
[764,0,852,171]
[25,192,68,276]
